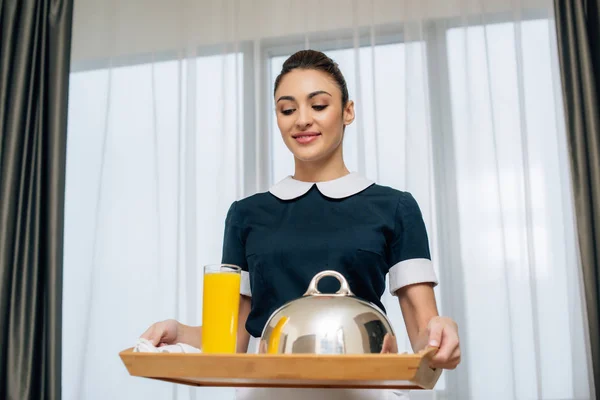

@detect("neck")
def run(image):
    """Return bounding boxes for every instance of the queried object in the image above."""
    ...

[293,146,349,182]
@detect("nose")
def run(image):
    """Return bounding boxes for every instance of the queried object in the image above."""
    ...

[295,106,313,130]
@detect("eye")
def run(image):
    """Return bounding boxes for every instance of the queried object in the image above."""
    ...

[281,108,295,116]
[312,105,327,111]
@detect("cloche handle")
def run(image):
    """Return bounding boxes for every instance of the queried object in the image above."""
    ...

[303,270,355,297]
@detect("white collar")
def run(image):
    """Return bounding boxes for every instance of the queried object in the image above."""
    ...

[269,172,375,200]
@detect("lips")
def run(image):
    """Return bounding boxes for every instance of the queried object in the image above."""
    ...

[292,132,321,144]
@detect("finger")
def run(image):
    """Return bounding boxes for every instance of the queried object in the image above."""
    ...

[432,336,457,363]
[140,325,154,341]
[259,340,267,354]
[432,347,461,369]
[447,347,461,368]
[380,334,398,354]
[140,325,162,346]
[431,336,460,367]
[427,320,444,348]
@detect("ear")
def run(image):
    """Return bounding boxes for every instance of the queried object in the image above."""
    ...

[343,100,355,126]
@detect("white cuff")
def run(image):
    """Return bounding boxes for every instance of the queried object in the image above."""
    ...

[389,258,438,296]
[240,270,252,297]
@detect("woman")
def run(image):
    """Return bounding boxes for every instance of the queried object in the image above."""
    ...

[141,50,461,399]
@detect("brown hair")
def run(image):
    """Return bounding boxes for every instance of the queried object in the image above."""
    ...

[274,50,349,106]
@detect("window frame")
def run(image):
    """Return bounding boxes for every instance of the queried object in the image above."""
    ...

[66,9,557,397]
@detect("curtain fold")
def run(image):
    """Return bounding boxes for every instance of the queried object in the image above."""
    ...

[0,0,74,399]
[553,1,600,399]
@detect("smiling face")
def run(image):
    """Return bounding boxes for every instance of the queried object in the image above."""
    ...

[275,68,355,163]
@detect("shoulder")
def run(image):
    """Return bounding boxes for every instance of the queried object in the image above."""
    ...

[359,184,424,216]
[362,183,418,203]
[236,191,273,206]
[227,191,278,217]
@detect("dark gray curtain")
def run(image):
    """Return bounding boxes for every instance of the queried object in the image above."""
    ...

[0,0,73,399]
[553,1,600,398]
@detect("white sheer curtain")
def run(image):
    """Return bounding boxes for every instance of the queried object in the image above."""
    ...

[63,0,592,399]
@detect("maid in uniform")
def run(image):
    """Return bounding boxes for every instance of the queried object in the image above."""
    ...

[142,50,461,400]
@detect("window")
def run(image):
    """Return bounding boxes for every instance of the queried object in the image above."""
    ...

[63,51,243,400]
[446,19,575,398]
[64,9,583,399]
[261,15,578,398]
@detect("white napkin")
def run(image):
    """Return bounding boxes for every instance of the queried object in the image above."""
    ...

[133,338,201,353]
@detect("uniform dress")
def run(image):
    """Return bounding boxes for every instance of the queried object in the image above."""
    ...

[221,172,438,400]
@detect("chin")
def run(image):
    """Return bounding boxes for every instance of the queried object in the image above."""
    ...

[286,144,323,161]
[284,137,342,163]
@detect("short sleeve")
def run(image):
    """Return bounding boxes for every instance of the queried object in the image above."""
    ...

[387,192,438,296]
[221,201,252,297]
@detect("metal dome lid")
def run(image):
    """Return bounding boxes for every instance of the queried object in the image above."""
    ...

[259,270,398,355]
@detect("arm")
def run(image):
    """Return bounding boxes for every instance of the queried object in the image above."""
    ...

[388,193,460,368]
[175,324,203,349]
[221,201,252,353]
[236,294,252,353]
[396,282,439,352]
[396,282,461,369]
[145,204,251,350]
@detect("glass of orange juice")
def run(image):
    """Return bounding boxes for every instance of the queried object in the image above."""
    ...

[202,264,241,353]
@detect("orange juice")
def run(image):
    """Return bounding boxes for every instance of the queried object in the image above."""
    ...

[202,270,241,353]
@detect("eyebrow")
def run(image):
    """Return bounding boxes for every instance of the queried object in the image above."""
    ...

[276,90,332,103]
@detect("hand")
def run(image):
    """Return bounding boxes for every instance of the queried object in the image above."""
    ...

[426,316,461,369]
[140,319,181,347]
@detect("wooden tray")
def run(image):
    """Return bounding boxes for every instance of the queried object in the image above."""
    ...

[119,347,442,390]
